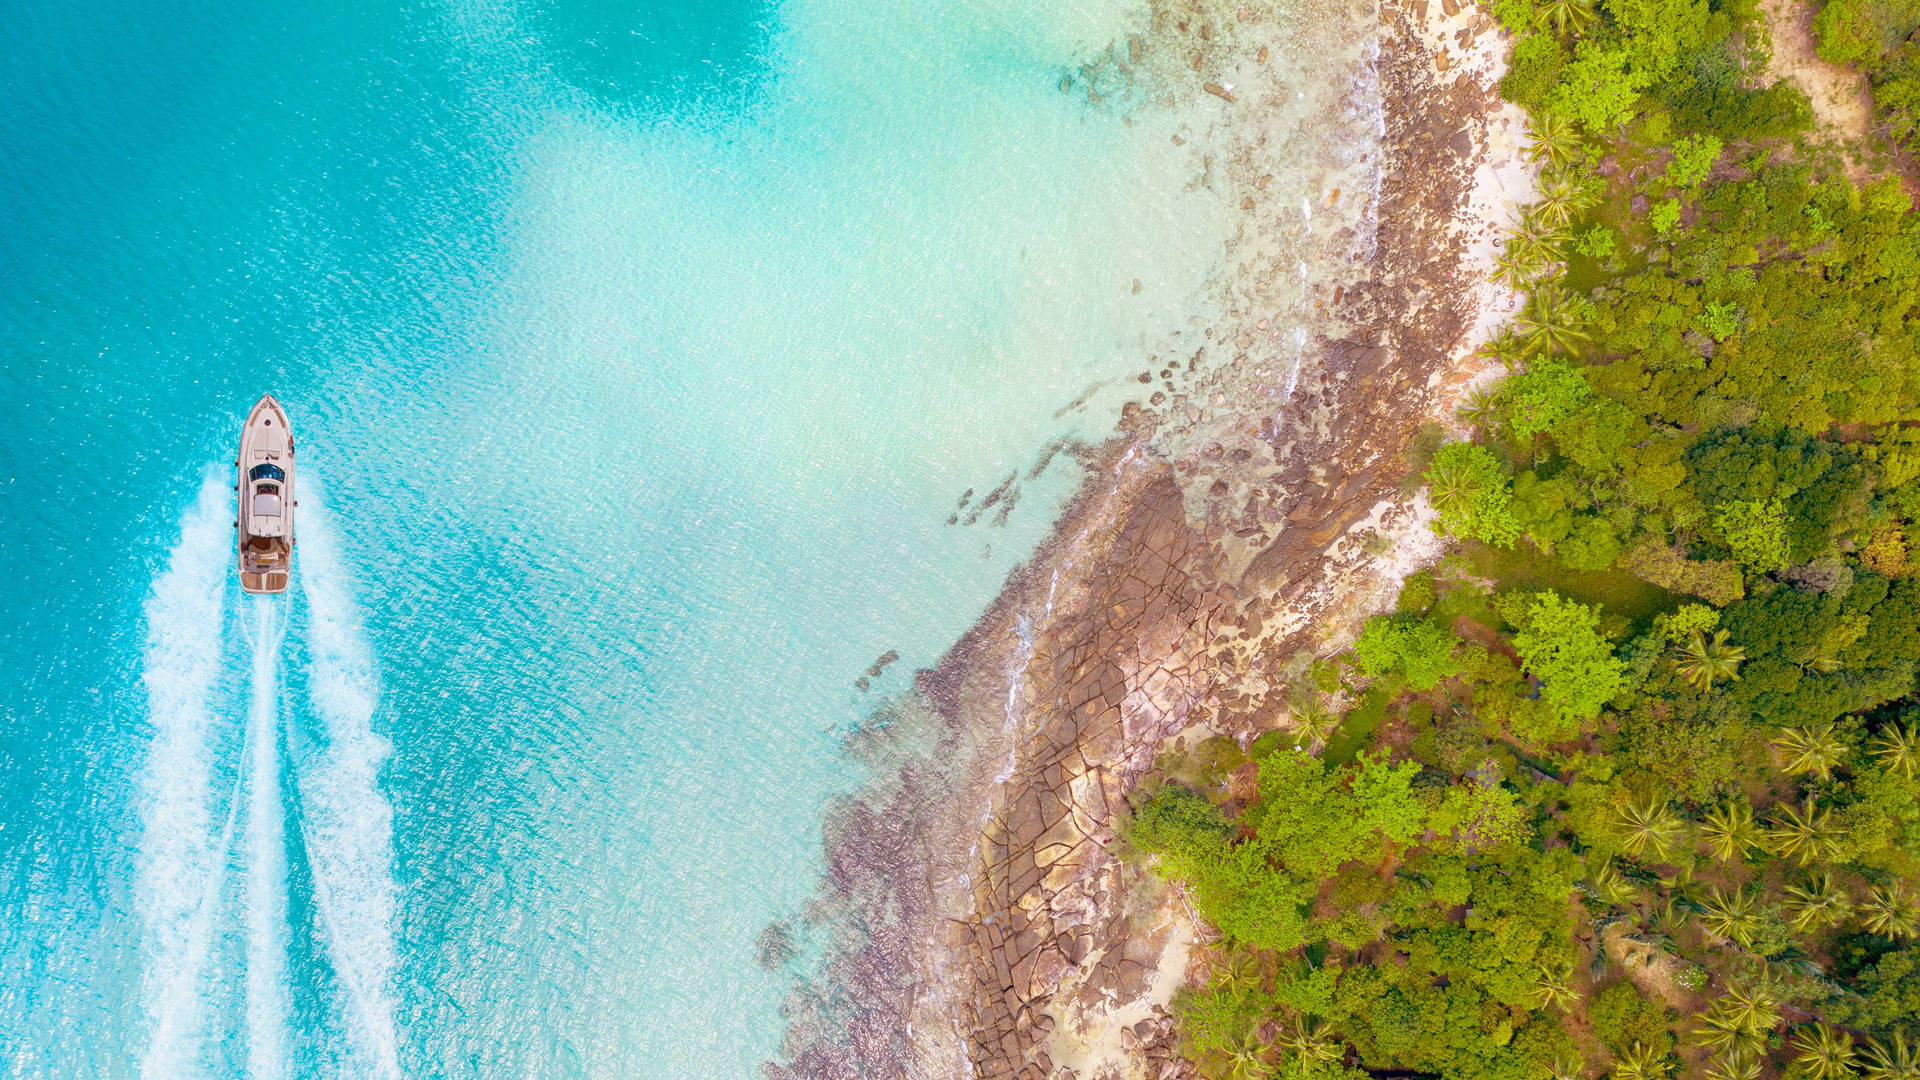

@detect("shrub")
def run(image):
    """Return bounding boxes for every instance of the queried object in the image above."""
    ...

[1665,132,1722,188]
[1588,983,1672,1054]
[1398,569,1439,614]
[1577,224,1620,257]
[1617,540,1747,606]
[1127,784,1232,867]
[1700,300,1739,341]
[1812,0,1889,67]
[1504,34,1571,109]
[1493,0,1539,34]
[1559,514,1626,570]
[1654,602,1720,642]
[1650,197,1682,235]
[1503,361,1593,440]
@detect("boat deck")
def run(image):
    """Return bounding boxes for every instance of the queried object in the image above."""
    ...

[241,570,290,593]
[240,532,291,595]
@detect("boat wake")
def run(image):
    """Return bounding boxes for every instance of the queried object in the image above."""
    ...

[133,468,401,1079]
[240,595,290,1080]
[293,482,402,1080]
[136,469,233,1080]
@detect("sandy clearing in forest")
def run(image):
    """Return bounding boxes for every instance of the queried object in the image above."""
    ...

[1758,0,1877,180]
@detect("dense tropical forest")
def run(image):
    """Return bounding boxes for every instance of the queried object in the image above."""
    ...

[1124,0,1920,1076]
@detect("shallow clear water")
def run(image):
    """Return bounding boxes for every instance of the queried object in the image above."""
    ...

[0,0,1253,1076]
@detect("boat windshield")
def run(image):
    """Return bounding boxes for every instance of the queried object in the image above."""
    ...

[249,464,285,482]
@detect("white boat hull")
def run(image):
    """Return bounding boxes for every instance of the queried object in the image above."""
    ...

[236,395,295,594]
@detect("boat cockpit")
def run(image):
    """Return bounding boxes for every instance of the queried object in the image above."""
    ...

[248,464,288,535]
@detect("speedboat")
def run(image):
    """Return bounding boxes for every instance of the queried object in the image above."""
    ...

[236,395,295,594]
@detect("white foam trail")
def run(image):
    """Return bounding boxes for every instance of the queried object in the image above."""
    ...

[136,468,232,1080]
[241,596,290,1080]
[294,482,402,1080]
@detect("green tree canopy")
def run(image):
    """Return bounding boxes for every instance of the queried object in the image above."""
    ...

[1427,442,1523,547]
[1665,132,1722,188]
[1512,590,1627,731]
[1549,41,1650,133]
[1714,498,1792,572]
[1353,615,1463,691]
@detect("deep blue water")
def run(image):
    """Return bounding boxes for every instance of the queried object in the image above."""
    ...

[0,0,1231,1075]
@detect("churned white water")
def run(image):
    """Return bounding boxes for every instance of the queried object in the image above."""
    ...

[135,470,234,1079]
[240,597,290,1080]
[294,485,402,1080]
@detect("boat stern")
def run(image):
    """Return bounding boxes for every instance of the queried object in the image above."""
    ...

[240,569,291,594]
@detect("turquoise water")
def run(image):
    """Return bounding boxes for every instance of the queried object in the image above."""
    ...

[0,0,1237,1076]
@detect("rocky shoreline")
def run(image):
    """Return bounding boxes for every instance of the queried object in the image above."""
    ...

[771,0,1525,1076]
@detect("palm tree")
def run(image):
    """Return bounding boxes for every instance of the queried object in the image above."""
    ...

[1516,283,1590,356]
[1863,1032,1920,1080]
[1675,629,1745,690]
[1783,871,1853,933]
[1695,1018,1738,1052]
[1655,894,1690,935]
[1533,0,1597,34]
[1773,721,1848,781]
[1617,796,1686,861]
[1426,457,1483,523]
[1859,880,1920,940]
[1526,111,1584,169]
[1706,1048,1765,1080]
[1767,798,1842,866]
[1224,1026,1274,1080]
[1489,245,1552,290]
[1531,960,1578,1011]
[1214,947,1265,993]
[1455,384,1502,432]
[1662,862,1705,910]
[1585,858,1637,906]
[1551,1054,1585,1080]
[1532,169,1595,230]
[1615,1041,1671,1080]
[1275,1015,1344,1070]
[1700,800,1760,863]
[1697,1013,1767,1057]
[1477,325,1530,368]
[1505,213,1570,277]
[1286,689,1343,753]
[1794,623,1854,672]
[1790,1023,1858,1080]
[1872,719,1920,780]
[1701,983,1781,1045]
[1797,644,1846,673]
[1223,1044,1271,1080]
[1698,885,1761,949]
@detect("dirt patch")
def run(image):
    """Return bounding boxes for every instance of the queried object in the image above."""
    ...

[1600,921,1702,1013]
[1759,0,1878,179]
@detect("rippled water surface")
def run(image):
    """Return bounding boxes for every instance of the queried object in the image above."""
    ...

[0,0,1248,1075]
